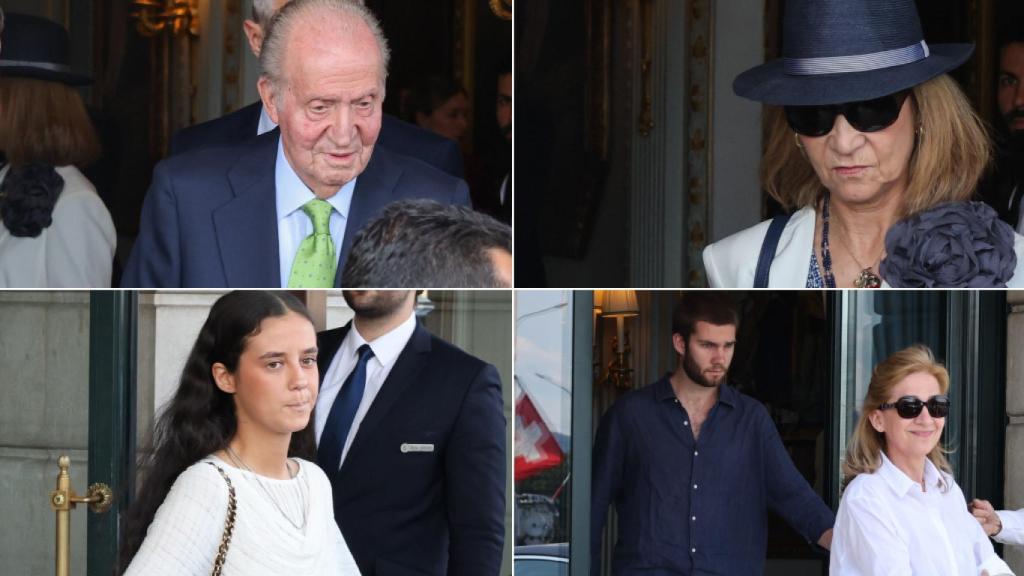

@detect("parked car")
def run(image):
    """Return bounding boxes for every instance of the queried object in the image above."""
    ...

[514,542,568,576]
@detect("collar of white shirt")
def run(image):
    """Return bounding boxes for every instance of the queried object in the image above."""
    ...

[877,450,948,497]
[340,310,418,370]
[257,105,277,136]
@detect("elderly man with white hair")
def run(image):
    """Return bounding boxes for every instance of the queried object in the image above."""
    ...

[123,0,470,288]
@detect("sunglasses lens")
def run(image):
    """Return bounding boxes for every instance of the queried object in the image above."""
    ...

[785,105,836,137]
[926,396,950,418]
[895,398,924,419]
[846,92,906,132]
[785,91,909,137]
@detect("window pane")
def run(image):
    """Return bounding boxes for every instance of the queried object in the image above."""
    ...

[515,291,573,547]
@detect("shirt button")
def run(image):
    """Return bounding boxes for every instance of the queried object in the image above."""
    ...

[684,421,690,426]
[691,547,696,553]
[694,450,699,456]
[693,484,698,490]
[691,515,696,521]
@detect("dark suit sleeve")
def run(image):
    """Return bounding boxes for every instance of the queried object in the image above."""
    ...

[438,138,466,179]
[121,163,181,287]
[760,407,834,545]
[591,406,624,576]
[453,178,471,208]
[444,362,506,576]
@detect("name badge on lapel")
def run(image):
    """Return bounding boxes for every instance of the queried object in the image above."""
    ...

[400,443,435,453]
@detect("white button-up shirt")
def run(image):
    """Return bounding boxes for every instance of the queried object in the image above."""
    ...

[314,311,417,469]
[831,451,1013,575]
[995,509,1024,546]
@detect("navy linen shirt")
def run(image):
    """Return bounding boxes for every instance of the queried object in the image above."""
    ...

[591,375,834,575]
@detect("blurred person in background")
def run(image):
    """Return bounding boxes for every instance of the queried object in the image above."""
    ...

[0,12,115,287]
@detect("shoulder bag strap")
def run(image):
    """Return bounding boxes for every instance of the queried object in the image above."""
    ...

[753,212,792,288]
[206,462,237,576]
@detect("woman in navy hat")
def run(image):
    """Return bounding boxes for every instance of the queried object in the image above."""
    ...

[0,12,115,287]
[703,0,1024,288]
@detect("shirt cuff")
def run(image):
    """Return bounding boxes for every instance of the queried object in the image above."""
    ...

[994,509,1024,546]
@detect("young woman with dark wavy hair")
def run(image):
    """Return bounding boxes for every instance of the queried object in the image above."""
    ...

[120,291,360,575]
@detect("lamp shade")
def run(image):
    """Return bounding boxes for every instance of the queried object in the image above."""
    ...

[593,290,605,314]
[602,290,639,317]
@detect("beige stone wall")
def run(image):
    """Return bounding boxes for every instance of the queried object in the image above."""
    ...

[1006,291,1024,571]
[0,292,92,576]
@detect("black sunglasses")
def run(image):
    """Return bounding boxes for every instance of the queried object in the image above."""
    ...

[878,395,950,419]
[785,90,911,137]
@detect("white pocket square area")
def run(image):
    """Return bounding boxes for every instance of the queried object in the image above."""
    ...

[400,443,435,453]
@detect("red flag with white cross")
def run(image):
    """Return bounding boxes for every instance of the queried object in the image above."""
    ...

[514,389,564,480]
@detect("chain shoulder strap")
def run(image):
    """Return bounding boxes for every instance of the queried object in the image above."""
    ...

[206,462,237,576]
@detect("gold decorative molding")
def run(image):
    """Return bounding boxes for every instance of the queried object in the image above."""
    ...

[489,0,512,20]
[131,0,199,38]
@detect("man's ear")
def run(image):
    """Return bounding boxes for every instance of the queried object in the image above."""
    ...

[258,76,280,124]
[672,333,686,358]
[243,20,264,58]
[212,363,237,394]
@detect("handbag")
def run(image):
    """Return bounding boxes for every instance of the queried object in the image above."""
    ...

[206,462,237,576]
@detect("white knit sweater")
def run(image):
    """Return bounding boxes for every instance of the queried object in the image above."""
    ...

[126,456,359,575]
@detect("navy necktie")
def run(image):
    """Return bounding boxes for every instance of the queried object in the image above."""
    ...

[318,343,374,474]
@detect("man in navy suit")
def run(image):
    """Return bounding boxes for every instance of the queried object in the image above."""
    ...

[169,0,464,179]
[122,0,469,287]
[315,290,506,575]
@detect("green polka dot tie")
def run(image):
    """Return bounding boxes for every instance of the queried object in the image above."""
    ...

[288,199,336,288]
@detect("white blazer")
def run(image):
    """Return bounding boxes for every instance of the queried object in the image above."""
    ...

[0,164,116,287]
[703,206,1024,288]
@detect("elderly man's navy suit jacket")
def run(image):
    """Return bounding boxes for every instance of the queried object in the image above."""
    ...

[121,129,470,287]
[316,320,507,576]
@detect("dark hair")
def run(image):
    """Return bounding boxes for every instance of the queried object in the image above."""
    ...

[496,55,512,79]
[998,13,1024,49]
[671,292,739,342]
[118,291,314,572]
[404,75,466,123]
[342,199,512,288]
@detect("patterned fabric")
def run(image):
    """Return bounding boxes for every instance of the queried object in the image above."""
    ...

[287,199,336,288]
[807,251,825,288]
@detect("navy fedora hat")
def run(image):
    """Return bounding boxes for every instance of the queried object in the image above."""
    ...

[734,0,973,106]
[0,12,91,86]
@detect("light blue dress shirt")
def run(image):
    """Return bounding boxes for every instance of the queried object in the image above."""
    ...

[275,139,357,287]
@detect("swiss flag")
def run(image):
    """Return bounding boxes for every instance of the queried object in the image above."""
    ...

[514,389,564,480]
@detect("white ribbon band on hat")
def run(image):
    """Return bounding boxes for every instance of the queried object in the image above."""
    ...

[0,59,73,73]
[784,40,930,75]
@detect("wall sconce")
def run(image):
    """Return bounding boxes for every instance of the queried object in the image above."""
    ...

[132,0,199,37]
[602,290,639,389]
[489,0,512,20]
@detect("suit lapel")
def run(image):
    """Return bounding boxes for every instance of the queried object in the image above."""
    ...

[337,321,432,479]
[335,148,406,286]
[212,130,282,287]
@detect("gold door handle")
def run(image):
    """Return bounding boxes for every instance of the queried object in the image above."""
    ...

[49,455,114,576]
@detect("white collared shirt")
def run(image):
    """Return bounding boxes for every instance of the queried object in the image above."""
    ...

[314,311,417,469]
[257,105,276,136]
[995,509,1024,546]
[274,139,356,287]
[831,452,1013,575]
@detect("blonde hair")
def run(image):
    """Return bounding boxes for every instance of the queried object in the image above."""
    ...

[0,77,101,168]
[841,344,952,491]
[761,74,991,216]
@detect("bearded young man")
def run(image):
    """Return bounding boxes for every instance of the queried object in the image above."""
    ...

[590,292,834,575]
